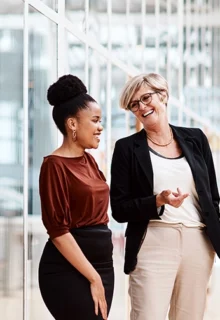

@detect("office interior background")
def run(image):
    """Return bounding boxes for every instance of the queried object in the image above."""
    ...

[0,0,220,319]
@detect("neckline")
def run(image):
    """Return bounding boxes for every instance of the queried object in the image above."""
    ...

[149,146,184,160]
[44,154,86,161]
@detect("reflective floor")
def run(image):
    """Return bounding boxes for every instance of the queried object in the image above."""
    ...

[0,220,220,320]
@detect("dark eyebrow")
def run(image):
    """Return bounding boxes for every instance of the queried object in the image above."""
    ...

[92,115,102,120]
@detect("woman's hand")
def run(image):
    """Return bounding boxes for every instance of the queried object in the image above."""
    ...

[156,188,189,208]
[90,274,107,320]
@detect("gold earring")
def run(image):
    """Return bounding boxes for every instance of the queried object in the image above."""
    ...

[72,130,77,142]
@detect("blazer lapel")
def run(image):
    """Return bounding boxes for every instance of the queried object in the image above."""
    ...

[134,129,153,188]
[133,126,199,189]
[171,125,198,184]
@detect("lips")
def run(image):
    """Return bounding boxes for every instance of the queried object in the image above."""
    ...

[94,133,101,141]
[143,110,154,117]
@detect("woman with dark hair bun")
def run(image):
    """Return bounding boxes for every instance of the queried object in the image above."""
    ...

[38,75,114,320]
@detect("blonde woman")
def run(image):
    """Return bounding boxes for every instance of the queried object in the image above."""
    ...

[110,73,220,320]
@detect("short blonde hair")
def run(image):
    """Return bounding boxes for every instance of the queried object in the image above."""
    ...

[120,73,169,110]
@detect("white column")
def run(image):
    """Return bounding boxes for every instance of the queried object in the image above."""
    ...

[57,0,66,146]
[106,0,112,183]
[23,1,29,319]
[178,0,184,125]
[167,0,172,121]
[141,0,146,72]
[155,0,160,73]
[85,0,89,88]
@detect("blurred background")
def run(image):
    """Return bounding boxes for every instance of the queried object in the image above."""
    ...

[0,0,220,319]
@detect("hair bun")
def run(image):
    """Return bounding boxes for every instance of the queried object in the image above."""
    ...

[47,74,87,106]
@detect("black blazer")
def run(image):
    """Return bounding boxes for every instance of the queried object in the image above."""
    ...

[110,125,220,274]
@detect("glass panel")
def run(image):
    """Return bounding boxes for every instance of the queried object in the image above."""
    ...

[40,0,58,12]
[0,1,23,319]
[169,104,179,125]
[66,31,86,82]
[88,48,107,176]
[169,12,179,98]
[0,1,23,320]
[110,65,128,320]
[28,6,58,320]
[88,0,108,45]
[111,1,128,63]
[159,1,169,79]
[65,0,86,33]
[111,66,129,143]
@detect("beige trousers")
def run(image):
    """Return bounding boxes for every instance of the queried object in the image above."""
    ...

[129,222,215,320]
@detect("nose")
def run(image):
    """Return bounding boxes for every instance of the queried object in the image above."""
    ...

[98,123,103,131]
[138,101,146,111]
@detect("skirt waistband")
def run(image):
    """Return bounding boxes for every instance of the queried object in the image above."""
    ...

[69,224,111,237]
[70,224,108,231]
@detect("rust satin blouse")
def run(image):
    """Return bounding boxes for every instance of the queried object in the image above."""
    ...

[39,152,109,239]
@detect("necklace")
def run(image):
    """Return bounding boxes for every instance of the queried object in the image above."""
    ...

[147,127,173,147]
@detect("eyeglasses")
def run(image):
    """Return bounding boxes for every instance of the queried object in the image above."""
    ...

[127,92,160,112]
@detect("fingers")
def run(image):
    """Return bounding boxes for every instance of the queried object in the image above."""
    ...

[170,194,189,207]
[160,188,189,207]
[172,192,179,197]
[177,188,189,198]
[165,188,189,208]
[91,280,107,319]
[173,188,188,197]
[172,192,189,198]
[99,299,107,320]
[160,190,172,200]
[94,299,98,316]
[93,298,107,319]
[163,189,172,197]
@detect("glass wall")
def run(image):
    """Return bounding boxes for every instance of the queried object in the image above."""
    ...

[28,6,58,319]
[0,1,23,319]
[0,0,220,319]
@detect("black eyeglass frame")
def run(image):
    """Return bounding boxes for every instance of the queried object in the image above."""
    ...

[127,91,161,112]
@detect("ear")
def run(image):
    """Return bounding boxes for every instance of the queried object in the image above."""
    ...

[66,117,77,131]
[160,91,168,104]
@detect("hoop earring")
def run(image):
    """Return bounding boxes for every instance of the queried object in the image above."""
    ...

[72,130,77,142]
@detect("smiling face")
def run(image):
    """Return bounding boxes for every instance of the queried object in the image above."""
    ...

[130,84,167,128]
[67,102,103,150]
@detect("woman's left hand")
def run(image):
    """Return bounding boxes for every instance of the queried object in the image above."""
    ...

[156,188,189,208]
[171,188,189,207]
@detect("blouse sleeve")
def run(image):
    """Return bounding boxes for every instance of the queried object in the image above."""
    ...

[39,158,71,239]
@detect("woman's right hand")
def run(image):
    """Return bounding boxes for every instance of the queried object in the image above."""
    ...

[156,188,189,208]
[90,274,107,320]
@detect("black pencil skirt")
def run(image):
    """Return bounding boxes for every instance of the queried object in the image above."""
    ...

[39,225,114,320]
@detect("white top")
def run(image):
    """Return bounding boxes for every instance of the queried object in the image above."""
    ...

[149,148,205,227]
